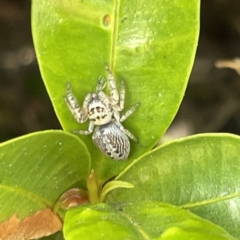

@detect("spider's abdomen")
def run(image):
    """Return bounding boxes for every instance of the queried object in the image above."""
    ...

[92,122,130,160]
[88,98,112,125]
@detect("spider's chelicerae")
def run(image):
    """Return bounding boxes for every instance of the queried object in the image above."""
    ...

[64,65,140,160]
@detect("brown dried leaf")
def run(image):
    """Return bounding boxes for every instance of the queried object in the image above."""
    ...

[0,209,62,240]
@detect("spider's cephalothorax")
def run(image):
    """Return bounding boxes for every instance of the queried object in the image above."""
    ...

[64,65,140,160]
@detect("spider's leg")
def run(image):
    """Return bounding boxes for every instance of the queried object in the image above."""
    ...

[80,93,94,123]
[119,80,125,111]
[115,121,138,142]
[105,64,119,105]
[96,76,106,92]
[113,110,120,122]
[64,82,88,123]
[98,91,111,108]
[111,80,125,115]
[120,102,140,122]
[72,121,94,135]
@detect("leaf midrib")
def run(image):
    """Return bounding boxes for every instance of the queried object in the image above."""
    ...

[110,0,119,69]
[119,209,151,240]
[0,184,52,208]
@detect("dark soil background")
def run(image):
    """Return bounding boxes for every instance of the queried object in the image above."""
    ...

[1,0,240,142]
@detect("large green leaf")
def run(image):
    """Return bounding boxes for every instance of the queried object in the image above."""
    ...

[63,201,236,240]
[106,134,240,238]
[0,131,90,222]
[32,1,199,181]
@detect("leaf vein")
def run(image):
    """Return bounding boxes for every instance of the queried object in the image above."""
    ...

[0,184,53,207]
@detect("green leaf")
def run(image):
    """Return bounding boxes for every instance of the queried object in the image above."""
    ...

[32,1,199,181]
[63,201,236,240]
[100,180,134,202]
[0,130,90,222]
[106,133,240,238]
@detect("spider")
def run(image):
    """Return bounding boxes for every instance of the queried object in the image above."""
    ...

[64,65,140,160]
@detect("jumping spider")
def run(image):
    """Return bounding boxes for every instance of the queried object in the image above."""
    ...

[64,65,140,160]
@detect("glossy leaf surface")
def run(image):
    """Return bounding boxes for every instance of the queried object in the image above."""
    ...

[106,134,240,238]
[0,131,90,223]
[63,201,236,240]
[32,0,199,181]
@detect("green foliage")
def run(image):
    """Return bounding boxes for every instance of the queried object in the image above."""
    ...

[31,0,199,181]
[64,202,237,240]
[0,131,90,222]
[106,133,240,237]
[1,0,238,240]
